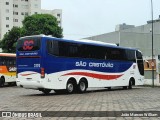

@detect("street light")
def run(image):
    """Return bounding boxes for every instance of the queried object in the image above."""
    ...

[151,0,154,87]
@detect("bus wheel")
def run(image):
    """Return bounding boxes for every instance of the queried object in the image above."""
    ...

[0,78,5,87]
[128,80,133,89]
[78,80,87,93]
[41,89,51,95]
[66,81,75,94]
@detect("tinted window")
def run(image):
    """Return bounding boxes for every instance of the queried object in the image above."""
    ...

[0,57,16,66]
[46,39,136,62]
[17,37,41,51]
[47,40,59,55]
[136,51,143,59]
[125,50,136,62]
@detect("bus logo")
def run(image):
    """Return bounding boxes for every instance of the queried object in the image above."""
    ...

[8,67,16,72]
[23,40,34,50]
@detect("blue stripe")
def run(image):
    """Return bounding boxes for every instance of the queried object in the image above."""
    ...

[44,57,133,74]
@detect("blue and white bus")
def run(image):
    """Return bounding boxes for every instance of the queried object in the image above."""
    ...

[16,35,144,94]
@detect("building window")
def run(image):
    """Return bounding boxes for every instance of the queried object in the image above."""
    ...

[6,25,9,28]
[14,19,18,22]
[22,5,28,9]
[14,5,18,8]
[35,12,38,14]
[25,0,28,1]
[58,21,61,24]
[13,12,18,15]
[6,17,9,20]
[6,2,9,5]
[21,12,24,15]
[57,14,61,17]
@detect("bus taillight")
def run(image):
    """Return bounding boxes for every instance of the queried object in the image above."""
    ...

[41,68,45,78]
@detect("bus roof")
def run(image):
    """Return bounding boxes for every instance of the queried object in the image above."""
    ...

[19,35,138,51]
[70,39,117,46]
[0,53,16,57]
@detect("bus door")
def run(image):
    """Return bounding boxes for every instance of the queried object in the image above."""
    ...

[17,37,42,77]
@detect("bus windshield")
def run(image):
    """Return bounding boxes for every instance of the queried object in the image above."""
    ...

[17,37,41,51]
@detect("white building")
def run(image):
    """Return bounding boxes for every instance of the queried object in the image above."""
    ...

[0,0,62,40]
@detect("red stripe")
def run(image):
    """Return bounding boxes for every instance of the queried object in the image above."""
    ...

[63,72,123,80]
[20,73,37,76]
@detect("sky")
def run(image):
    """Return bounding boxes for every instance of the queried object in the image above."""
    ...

[41,0,160,39]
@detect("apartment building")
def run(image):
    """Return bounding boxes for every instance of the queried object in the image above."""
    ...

[0,0,62,40]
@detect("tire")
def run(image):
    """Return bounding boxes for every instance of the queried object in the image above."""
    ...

[66,81,75,94]
[41,89,51,95]
[128,80,133,89]
[78,80,87,93]
[0,78,5,87]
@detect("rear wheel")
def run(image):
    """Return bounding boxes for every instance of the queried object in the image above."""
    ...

[41,89,51,95]
[78,80,87,93]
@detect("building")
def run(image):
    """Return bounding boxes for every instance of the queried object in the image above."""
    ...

[85,17,160,86]
[0,0,62,40]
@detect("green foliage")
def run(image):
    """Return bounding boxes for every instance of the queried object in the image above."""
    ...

[22,14,63,38]
[0,27,23,53]
[0,14,63,53]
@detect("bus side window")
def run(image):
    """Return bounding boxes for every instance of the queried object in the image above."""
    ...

[2,57,6,65]
[136,51,143,59]
[14,59,16,65]
[47,40,59,56]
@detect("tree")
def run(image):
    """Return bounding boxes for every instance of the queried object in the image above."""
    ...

[0,14,63,53]
[22,14,63,38]
[0,27,23,53]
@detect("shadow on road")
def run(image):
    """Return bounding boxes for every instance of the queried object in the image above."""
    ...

[22,86,142,97]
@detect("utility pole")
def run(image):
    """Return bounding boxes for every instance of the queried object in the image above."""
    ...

[151,0,154,88]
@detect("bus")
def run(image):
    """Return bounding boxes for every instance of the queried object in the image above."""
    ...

[16,35,144,94]
[0,53,16,87]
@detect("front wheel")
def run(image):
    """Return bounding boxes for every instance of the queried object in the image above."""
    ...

[128,80,133,89]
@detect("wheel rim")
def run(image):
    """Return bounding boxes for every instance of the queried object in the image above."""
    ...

[67,83,73,93]
[80,82,86,91]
